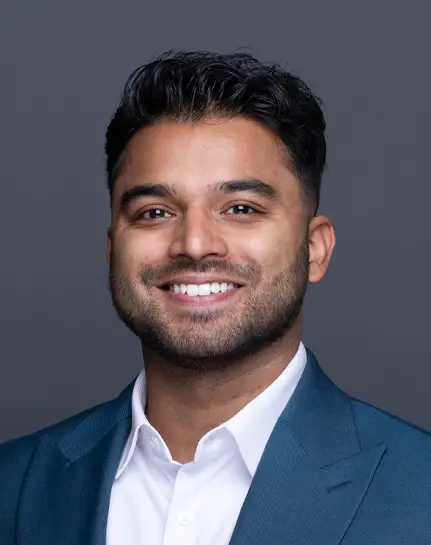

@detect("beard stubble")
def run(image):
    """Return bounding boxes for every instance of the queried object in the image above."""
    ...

[109,237,309,373]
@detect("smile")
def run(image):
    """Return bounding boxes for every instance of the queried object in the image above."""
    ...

[158,280,242,306]
[168,282,239,297]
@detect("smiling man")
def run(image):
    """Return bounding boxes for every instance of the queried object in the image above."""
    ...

[1,51,430,545]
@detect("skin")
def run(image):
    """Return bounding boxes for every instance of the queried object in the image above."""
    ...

[107,116,335,463]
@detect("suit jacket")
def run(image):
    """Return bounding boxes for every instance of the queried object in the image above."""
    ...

[1,350,430,544]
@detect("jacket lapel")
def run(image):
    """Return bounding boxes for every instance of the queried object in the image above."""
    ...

[17,382,134,545]
[229,350,386,545]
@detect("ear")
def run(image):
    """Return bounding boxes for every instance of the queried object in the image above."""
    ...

[107,227,112,265]
[308,215,336,283]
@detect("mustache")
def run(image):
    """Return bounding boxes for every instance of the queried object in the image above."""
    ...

[138,259,262,285]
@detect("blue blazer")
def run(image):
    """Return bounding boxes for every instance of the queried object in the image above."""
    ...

[1,350,430,544]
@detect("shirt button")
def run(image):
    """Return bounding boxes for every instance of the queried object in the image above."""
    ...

[178,511,193,526]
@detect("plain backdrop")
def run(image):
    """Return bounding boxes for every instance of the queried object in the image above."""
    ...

[1,0,430,442]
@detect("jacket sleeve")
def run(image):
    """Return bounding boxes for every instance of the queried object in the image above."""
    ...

[0,435,38,545]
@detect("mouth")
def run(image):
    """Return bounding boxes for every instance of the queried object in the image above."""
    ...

[157,278,244,306]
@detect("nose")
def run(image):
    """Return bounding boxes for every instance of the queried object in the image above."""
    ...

[168,207,228,261]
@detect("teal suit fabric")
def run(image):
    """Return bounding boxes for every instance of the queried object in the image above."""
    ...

[1,350,430,544]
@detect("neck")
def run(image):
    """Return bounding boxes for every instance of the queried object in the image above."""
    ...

[141,322,302,464]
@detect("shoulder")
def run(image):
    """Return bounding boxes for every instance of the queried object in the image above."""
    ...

[0,401,110,518]
[0,431,40,539]
[0,377,135,460]
[0,399,111,461]
[0,377,134,487]
[0,431,40,496]
[350,396,431,491]
[350,395,431,451]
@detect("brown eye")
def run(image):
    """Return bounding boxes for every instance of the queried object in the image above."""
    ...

[136,208,172,220]
[225,204,258,215]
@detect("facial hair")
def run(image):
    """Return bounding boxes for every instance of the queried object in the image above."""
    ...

[109,236,309,373]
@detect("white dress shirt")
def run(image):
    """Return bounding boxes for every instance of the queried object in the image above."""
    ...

[106,342,307,545]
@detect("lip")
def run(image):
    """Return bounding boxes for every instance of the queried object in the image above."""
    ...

[160,285,242,306]
[156,275,245,288]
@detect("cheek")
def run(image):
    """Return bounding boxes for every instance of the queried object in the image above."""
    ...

[113,230,167,271]
[239,231,293,274]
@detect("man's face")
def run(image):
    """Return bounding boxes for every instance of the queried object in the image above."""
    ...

[108,117,312,370]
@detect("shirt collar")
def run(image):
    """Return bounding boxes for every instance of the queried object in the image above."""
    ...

[115,342,307,479]
[224,342,307,476]
[115,369,150,478]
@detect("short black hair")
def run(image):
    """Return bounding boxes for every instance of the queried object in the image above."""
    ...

[105,50,326,214]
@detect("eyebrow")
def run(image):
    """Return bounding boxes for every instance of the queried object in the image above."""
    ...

[119,183,175,211]
[119,177,280,211]
[214,179,279,201]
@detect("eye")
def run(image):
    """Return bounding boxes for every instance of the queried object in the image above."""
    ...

[224,204,259,216]
[135,208,173,220]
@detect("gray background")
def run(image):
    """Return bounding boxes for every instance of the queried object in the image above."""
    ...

[2,0,430,442]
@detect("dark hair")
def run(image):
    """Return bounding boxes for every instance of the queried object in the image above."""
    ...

[105,50,326,214]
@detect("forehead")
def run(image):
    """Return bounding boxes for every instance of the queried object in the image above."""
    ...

[113,117,299,200]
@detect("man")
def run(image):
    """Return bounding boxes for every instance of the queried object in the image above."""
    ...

[1,50,430,545]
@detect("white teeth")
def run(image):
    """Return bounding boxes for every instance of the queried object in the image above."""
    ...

[187,284,199,297]
[169,282,238,296]
[198,284,211,296]
[210,282,220,294]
